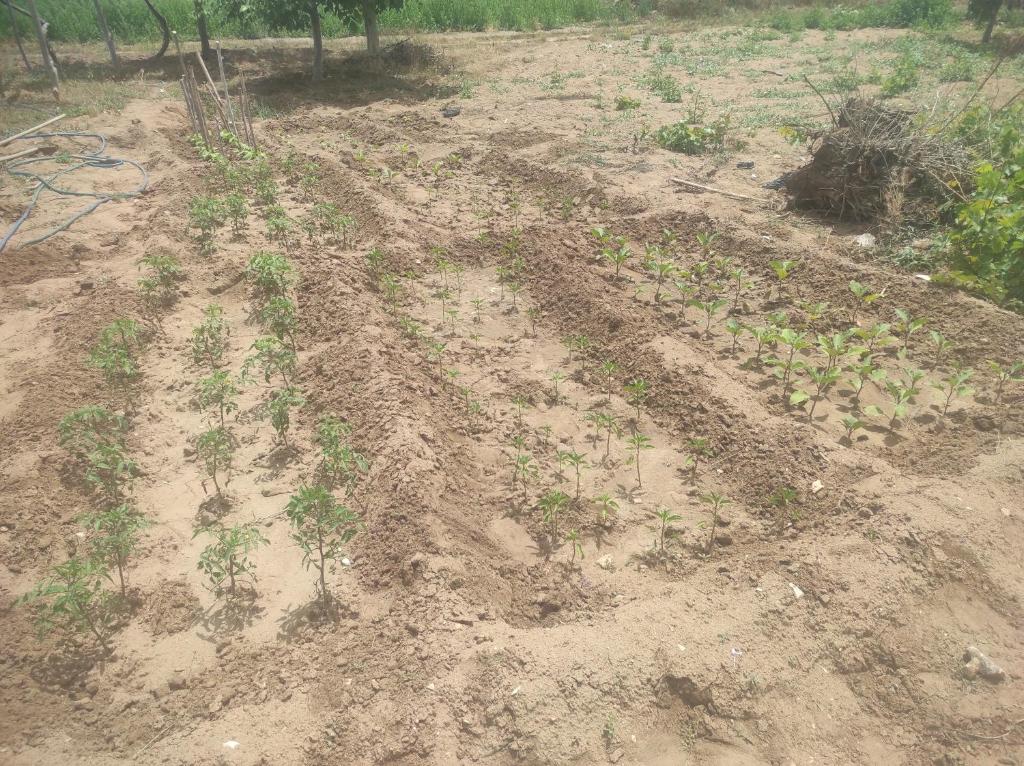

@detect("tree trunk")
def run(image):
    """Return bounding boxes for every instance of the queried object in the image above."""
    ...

[362,0,380,54]
[5,0,32,72]
[982,0,1001,42]
[24,0,58,91]
[194,0,212,58]
[141,0,170,61]
[92,0,118,65]
[309,1,323,83]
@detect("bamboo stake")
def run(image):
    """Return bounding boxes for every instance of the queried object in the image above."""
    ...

[0,112,66,148]
[0,145,43,163]
[670,177,765,203]
[91,0,117,65]
[215,40,237,135]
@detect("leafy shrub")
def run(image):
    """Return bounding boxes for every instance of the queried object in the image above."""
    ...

[948,105,1024,307]
[655,119,727,154]
[615,95,641,111]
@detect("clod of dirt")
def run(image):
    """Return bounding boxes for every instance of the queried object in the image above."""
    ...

[655,672,714,708]
[962,646,1006,682]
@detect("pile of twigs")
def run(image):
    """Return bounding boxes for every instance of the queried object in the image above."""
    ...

[176,35,257,149]
[783,96,972,225]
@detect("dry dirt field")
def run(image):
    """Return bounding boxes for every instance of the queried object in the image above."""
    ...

[2,21,1024,766]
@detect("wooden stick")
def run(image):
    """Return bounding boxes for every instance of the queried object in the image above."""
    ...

[91,0,117,65]
[670,178,764,203]
[215,40,237,135]
[0,145,42,163]
[194,50,223,107]
[0,112,66,148]
[5,0,32,72]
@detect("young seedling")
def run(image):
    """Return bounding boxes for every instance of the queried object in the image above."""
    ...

[586,411,622,462]
[652,507,682,554]
[197,370,240,427]
[988,360,1024,403]
[471,298,485,324]
[894,308,927,355]
[557,449,588,500]
[624,378,650,421]
[381,274,403,313]
[511,395,531,431]
[191,305,230,369]
[746,326,776,364]
[626,432,654,486]
[257,296,298,350]
[651,258,677,303]
[17,557,114,654]
[526,307,541,336]
[766,328,810,392]
[686,437,712,478]
[89,319,143,395]
[603,244,633,279]
[196,426,233,496]
[79,503,150,599]
[58,406,128,461]
[817,331,851,372]
[224,192,249,235]
[847,354,886,402]
[550,371,566,404]
[699,491,730,555]
[265,387,305,446]
[245,251,295,304]
[434,287,452,324]
[84,442,137,502]
[791,366,841,420]
[508,282,523,311]
[856,322,895,354]
[189,195,226,255]
[724,318,744,354]
[243,337,297,388]
[688,298,730,338]
[254,178,278,207]
[285,485,361,608]
[841,415,865,441]
[594,492,620,525]
[428,342,448,381]
[316,416,369,497]
[564,529,584,565]
[599,360,619,397]
[882,381,913,429]
[196,522,269,597]
[538,490,570,546]
[932,367,974,416]
[847,280,883,325]
[769,259,798,301]
[138,253,183,305]
[928,330,953,371]
[730,267,750,310]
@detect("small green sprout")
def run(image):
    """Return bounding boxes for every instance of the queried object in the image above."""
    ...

[243,336,297,387]
[841,415,865,441]
[928,330,953,371]
[893,308,927,355]
[565,529,584,565]
[196,426,234,496]
[626,432,654,486]
[191,304,229,369]
[89,318,143,394]
[699,491,730,555]
[725,318,744,354]
[557,449,587,500]
[603,244,633,279]
[79,502,150,599]
[652,506,682,554]
[550,371,566,403]
[197,370,240,427]
[847,280,883,325]
[138,253,183,304]
[264,386,305,446]
[932,367,974,416]
[538,489,570,544]
[988,360,1024,403]
[285,485,361,608]
[595,492,620,525]
[624,377,650,421]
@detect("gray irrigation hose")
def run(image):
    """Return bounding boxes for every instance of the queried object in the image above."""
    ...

[0,130,149,252]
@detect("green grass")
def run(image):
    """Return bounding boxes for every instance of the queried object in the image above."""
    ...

[0,0,641,44]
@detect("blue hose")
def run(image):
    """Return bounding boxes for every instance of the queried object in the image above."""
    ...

[0,131,149,253]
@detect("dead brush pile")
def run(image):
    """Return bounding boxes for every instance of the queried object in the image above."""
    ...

[784,98,973,226]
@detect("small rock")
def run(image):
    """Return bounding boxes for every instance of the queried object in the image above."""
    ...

[167,674,187,691]
[609,748,625,763]
[962,646,1006,682]
[811,480,824,495]
[789,583,804,599]
[597,555,614,571]
[854,233,876,249]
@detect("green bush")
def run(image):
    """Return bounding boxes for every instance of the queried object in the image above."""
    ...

[948,105,1024,307]
[655,119,727,154]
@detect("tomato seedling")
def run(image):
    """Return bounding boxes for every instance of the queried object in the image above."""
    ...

[285,485,361,608]
[196,522,269,597]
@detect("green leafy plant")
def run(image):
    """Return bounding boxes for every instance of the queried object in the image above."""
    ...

[224,192,249,234]
[316,416,369,497]
[624,377,650,421]
[699,491,730,555]
[988,360,1024,403]
[509,436,537,491]
[557,449,588,500]
[769,259,798,301]
[196,522,268,597]
[264,387,305,446]
[847,353,886,402]
[841,414,865,441]
[654,119,728,154]
[586,410,622,462]
[257,296,298,349]
[538,489,570,546]
[652,506,681,555]
[688,297,729,337]
[893,308,927,355]
[196,426,233,496]
[245,251,295,305]
[197,370,240,428]
[58,406,128,461]
[80,503,150,599]
[285,485,361,608]
[550,370,566,404]
[932,367,974,415]
[928,330,953,371]
[191,304,230,369]
[847,280,883,325]
[17,557,114,653]
[615,95,641,111]
[725,318,744,353]
[626,432,654,486]
[243,337,297,387]
[88,319,143,394]
[595,492,620,525]
[138,253,183,304]
[565,529,584,565]
[84,442,137,502]
[747,326,776,364]
[189,195,226,254]
[603,243,633,279]
[766,328,810,392]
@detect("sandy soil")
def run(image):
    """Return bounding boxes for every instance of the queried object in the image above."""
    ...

[1,23,1023,766]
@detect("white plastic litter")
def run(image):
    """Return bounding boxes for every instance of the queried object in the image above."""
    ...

[223,740,240,750]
